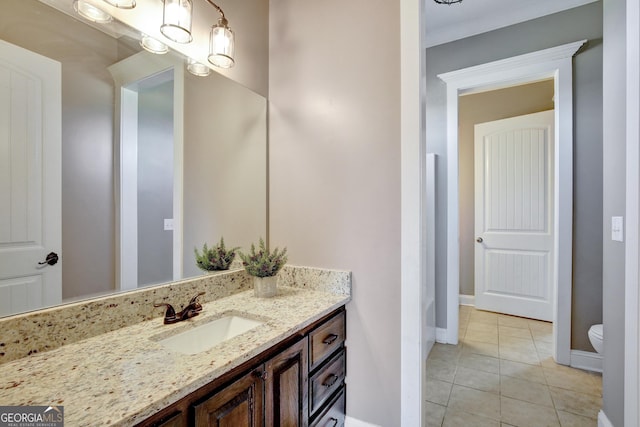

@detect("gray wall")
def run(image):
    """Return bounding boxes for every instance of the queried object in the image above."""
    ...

[426,2,604,352]
[137,80,174,286]
[602,0,626,424]
[269,0,401,425]
[458,80,555,296]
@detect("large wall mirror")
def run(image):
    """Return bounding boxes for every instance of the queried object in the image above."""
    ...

[0,0,267,317]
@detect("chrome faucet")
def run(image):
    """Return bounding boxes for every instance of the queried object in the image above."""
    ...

[154,292,205,324]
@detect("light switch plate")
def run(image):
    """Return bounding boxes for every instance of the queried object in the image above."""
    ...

[164,218,174,231]
[612,216,624,242]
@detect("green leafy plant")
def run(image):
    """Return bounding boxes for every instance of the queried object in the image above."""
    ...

[239,238,288,277]
[194,237,240,271]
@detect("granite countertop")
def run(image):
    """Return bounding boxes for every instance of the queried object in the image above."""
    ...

[0,286,350,426]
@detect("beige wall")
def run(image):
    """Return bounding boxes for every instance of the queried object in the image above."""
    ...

[458,80,555,296]
[269,0,401,425]
[183,72,267,278]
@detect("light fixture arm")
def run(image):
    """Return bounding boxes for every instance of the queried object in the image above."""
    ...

[204,0,227,24]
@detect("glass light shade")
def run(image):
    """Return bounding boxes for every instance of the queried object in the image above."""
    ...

[73,0,113,23]
[160,0,193,44]
[140,35,169,54]
[208,23,234,69]
[187,59,210,77]
[102,0,136,8]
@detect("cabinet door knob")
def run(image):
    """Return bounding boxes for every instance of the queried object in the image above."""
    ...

[328,418,339,427]
[476,237,483,243]
[322,334,338,345]
[253,370,268,380]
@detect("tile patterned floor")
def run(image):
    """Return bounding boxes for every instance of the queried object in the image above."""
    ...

[426,306,602,427]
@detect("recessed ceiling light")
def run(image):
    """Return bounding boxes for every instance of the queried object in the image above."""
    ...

[73,0,113,24]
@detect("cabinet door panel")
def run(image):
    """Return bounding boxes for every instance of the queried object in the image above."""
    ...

[265,337,309,427]
[193,369,264,427]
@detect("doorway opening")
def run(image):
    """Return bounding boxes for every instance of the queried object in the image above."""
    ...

[108,52,185,292]
[438,40,586,365]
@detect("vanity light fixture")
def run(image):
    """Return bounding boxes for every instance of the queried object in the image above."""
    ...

[73,0,113,23]
[187,58,211,76]
[205,0,235,68]
[140,34,169,54]
[160,0,193,44]
[102,0,136,8]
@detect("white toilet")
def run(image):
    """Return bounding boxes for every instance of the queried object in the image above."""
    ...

[588,324,604,354]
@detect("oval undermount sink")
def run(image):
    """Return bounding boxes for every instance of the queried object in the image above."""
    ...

[155,315,263,355]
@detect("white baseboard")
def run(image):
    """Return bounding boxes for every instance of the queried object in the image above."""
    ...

[570,349,603,373]
[436,327,448,343]
[459,294,475,306]
[598,410,613,427]
[345,416,380,427]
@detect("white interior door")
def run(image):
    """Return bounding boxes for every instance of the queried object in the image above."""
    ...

[0,40,62,316]
[474,110,555,321]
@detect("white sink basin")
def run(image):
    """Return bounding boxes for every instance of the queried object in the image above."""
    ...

[156,315,263,355]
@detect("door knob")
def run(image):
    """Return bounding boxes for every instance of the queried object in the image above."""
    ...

[38,252,59,266]
[476,237,483,243]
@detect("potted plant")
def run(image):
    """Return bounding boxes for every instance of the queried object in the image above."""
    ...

[194,237,240,272]
[239,238,288,297]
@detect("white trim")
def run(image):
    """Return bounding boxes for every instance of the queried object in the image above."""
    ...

[570,350,603,373]
[436,328,448,343]
[625,0,640,425]
[598,410,614,427]
[345,416,381,427]
[459,295,475,306]
[425,154,437,352]
[400,0,427,425]
[437,40,586,365]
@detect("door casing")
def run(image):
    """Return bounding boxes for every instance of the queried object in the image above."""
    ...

[438,40,586,365]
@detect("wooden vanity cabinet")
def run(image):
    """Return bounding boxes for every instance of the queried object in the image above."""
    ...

[138,307,345,427]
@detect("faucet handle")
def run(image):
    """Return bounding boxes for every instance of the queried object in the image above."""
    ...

[189,292,206,312]
[153,302,178,324]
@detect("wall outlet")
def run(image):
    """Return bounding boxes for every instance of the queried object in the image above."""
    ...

[164,218,174,231]
[611,216,623,242]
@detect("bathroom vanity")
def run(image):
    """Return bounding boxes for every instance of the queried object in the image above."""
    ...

[141,308,346,426]
[0,266,350,427]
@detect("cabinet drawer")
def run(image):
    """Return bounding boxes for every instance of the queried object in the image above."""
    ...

[309,311,345,370]
[310,387,345,427]
[309,349,346,415]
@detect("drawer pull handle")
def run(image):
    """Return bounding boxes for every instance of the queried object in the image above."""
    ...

[322,373,339,388]
[322,334,339,345]
[327,418,338,427]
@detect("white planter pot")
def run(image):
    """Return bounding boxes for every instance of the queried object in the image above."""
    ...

[254,275,277,298]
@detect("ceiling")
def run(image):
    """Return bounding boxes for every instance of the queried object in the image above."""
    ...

[424,0,599,47]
